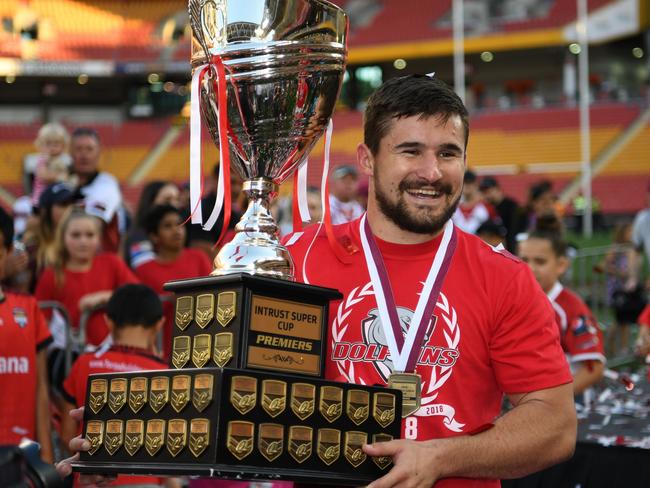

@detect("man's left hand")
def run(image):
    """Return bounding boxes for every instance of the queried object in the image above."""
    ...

[363,439,442,488]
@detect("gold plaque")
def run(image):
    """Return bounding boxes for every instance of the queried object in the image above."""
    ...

[344,431,367,467]
[230,376,257,415]
[258,423,284,462]
[175,295,194,330]
[213,332,233,367]
[172,336,190,369]
[89,379,107,414]
[216,291,236,327]
[167,419,187,457]
[347,389,370,426]
[288,426,313,463]
[195,293,215,328]
[125,419,144,456]
[104,419,124,456]
[227,421,254,461]
[149,376,169,413]
[291,383,315,420]
[85,420,103,455]
[372,433,393,470]
[192,373,214,412]
[145,419,165,456]
[171,375,191,413]
[262,380,287,418]
[373,392,396,428]
[189,418,210,458]
[319,386,343,423]
[108,378,127,414]
[192,333,212,368]
[317,428,340,466]
[128,377,148,413]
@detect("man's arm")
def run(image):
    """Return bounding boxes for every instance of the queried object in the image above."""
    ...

[364,383,576,488]
[573,361,604,395]
[35,349,54,463]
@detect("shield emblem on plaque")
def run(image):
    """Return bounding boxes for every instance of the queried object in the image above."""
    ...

[149,376,169,413]
[171,375,191,413]
[166,419,187,457]
[189,418,210,458]
[227,421,254,461]
[344,431,367,467]
[346,389,369,426]
[192,373,214,412]
[172,336,190,369]
[373,392,396,428]
[317,428,341,466]
[262,380,287,418]
[289,426,313,463]
[216,291,236,327]
[195,293,214,328]
[175,295,193,330]
[291,383,315,420]
[85,420,104,455]
[319,386,343,423]
[230,376,257,415]
[145,419,165,456]
[104,420,124,456]
[259,423,284,462]
[89,379,107,414]
[124,419,144,456]
[192,333,212,368]
[128,377,148,413]
[108,378,127,414]
[213,332,233,367]
[372,433,393,470]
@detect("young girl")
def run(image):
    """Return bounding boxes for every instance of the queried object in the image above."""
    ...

[31,122,72,207]
[518,215,606,395]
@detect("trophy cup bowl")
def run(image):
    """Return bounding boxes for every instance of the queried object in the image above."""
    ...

[189,0,348,280]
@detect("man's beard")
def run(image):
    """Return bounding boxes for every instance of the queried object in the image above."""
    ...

[374,177,461,235]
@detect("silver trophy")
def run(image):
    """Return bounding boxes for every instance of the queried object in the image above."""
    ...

[189,0,348,280]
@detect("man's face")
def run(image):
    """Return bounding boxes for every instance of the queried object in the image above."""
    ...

[462,181,478,202]
[518,237,568,294]
[482,186,501,205]
[331,174,359,202]
[359,114,465,235]
[152,212,186,252]
[70,135,100,176]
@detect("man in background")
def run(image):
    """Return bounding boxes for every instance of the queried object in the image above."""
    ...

[479,176,521,251]
[329,164,365,224]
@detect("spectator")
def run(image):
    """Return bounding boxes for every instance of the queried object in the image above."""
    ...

[0,208,53,463]
[60,284,180,488]
[31,122,72,208]
[134,205,212,358]
[519,215,605,395]
[35,182,76,274]
[524,180,560,232]
[476,220,507,248]
[123,180,180,269]
[328,164,364,224]
[628,182,650,292]
[479,176,521,251]
[452,170,495,234]
[69,127,125,254]
[35,208,138,393]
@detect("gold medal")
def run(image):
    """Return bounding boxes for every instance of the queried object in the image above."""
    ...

[388,372,421,417]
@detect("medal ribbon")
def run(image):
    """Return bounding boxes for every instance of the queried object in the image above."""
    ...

[359,215,457,372]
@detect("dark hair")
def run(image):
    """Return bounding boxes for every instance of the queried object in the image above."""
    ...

[0,206,13,249]
[528,214,567,257]
[135,181,171,227]
[71,127,100,142]
[364,74,469,155]
[106,284,162,328]
[529,180,553,202]
[143,204,181,235]
[464,170,477,184]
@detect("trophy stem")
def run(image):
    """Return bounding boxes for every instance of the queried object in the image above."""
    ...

[210,178,295,280]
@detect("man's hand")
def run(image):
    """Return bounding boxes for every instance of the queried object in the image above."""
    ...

[363,439,443,488]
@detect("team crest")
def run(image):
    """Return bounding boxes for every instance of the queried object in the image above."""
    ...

[108,378,127,414]
[192,374,214,412]
[346,390,369,426]
[344,431,367,467]
[371,433,393,470]
[291,383,315,420]
[230,376,257,415]
[128,377,148,413]
[89,379,107,414]
[258,423,284,462]
[262,380,287,418]
[171,375,191,413]
[216,291,236,327]
[145,419,165,456]
[373,392,396,428]
[12,307,27,328]
[85,420,104,455]
[317,428,341,466]
[104,420,124,456]
[192,334,212,368]
[195,294,215,328]
[166,419,187,457]
[213,332,233,367]
[189,418,210,457]
[149,376,169,413]
[227,421,254,461]
[172,336,190,369]
[319,386,343,423]
[288,426,313,463]
[124,419,144,456]
[175,296,194,330]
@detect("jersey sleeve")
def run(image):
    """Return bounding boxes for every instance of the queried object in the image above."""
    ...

[30,297,52,351]
[489,265,572,394]
[563,308,606,364]
[111,254,140,285]
[639,305,650,328]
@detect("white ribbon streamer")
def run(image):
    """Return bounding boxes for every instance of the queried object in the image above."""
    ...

[296,158,310,223]
[189,64,208,224]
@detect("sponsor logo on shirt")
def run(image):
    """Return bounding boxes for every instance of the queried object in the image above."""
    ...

[88,358,151,372]
[572,316,597,336]
[0,356,30,374]
[12,307,28,328]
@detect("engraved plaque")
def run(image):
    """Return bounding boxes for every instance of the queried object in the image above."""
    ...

[230,376,257,415]
[85,420,103,455]
[216,291,236,327]
[89,379,107,414]
[373,392,396,428]
[289,425,313,463]
[171,375,191,413]
[344,431,367,467]
[213,332,233,367]
[319,386,343,423]
[104,419,124,456]
[124,419,144,456]
[227,421,254,461]
[189,418,210,458]
[128,377,148,414]
[192,333,212,368]
[172,336,190,369]
[145,419,165,456]
[262,379,287,418]
[291,383,315,420]
[258,423,284,462]
[167,419,187,457]
[195,293,215,328]
[372,433,393,470]
[175,295,194,330]
[317,428,341,466]
[108,378,127,414]
[149,376,169,413]
[192,373,214,412]
[347,389,370,426]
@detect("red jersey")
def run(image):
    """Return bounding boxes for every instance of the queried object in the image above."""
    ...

[134,248,213,358]
[0,291,52,445]
[452,201,497,234]
[639,304,650,328]
[63,344,166,487]
[284,218,571,488]
[35,253,139,347]
[546,282,606,366]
